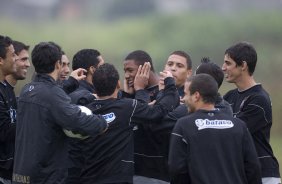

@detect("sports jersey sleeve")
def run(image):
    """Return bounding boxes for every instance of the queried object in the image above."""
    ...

[69,89,96,105]
[158,77,180,107]
[168,120,190,182]
[241,120,262,184]
[148,104,188,140]
[50,88,108,137]
[131,77,179,123]
[0,93,16,142]
[61,76,79,94]
[134,89,151,103]
[159,104,188,131]
[237,95,271,134]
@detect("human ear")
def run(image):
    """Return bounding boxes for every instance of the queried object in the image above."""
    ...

[55,60,61,69]
[193,91,201,102]
[89,66,96,75]
[241,61,248,71]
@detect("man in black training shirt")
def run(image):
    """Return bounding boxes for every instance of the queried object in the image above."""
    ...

[67,49,104,184]
[69,49,104,105]
[48,41,86,94]
[0,35,17,184]
[222,42,281,184]
[1,40,30,184]
[126,50,192,183]
[12,42,108,184]
[123,50,166,183]
[151,58,233,180]
[169,74,261,184]
[81,63,179,184]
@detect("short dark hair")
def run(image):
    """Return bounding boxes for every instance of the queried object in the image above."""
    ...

[124,50,155,72]
[187,74,218,104]
[195,57,224,88]
[12,40,30,55]
[0,35,13,59]
[170,50,192,69]
[31,42,62,74]
[48,41,65,55]
[225,42,257,75]
[93,63,119,97]
[72,49,101,70]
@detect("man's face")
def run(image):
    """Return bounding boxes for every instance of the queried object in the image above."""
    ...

[222,54,242,84]
[123,59,139,88]
[89,55,104,77]
[59,54,70,81]
[183,81,196,113]
[1,44,17,76]
[164,54,192,88]
[13,49,30,80]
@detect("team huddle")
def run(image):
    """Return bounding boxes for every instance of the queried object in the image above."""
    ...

[0,35,281,184]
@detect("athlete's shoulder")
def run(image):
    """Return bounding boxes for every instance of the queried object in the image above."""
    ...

[223,88,237,100]
[243,85,271,106]
[176,111,201,127]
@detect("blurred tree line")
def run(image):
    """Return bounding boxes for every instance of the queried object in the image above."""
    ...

[1,0,281,21]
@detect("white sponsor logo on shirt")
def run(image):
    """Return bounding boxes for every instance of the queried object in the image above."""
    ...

[29,85,34,91]
[102,112,116,124]
[195,119,234,130]
[133,125,138,131]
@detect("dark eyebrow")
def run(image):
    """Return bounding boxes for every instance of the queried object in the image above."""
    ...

[16,57,29,61]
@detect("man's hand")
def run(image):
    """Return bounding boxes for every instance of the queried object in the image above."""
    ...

[148,100,156,105]
[70,68,87,81]
[180,97,185,104]
[134,62,151,91]
[159,70,173,90]
[123,77,135,94]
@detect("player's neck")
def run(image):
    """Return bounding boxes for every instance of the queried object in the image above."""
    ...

[96,88,119,100]
[48,70,59,81]
[196,103,215,111]
[235,75,257,92]
[96,95,115,100]
[5,75,17,86]
[0,71,5,82]
[86,74,93,85]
